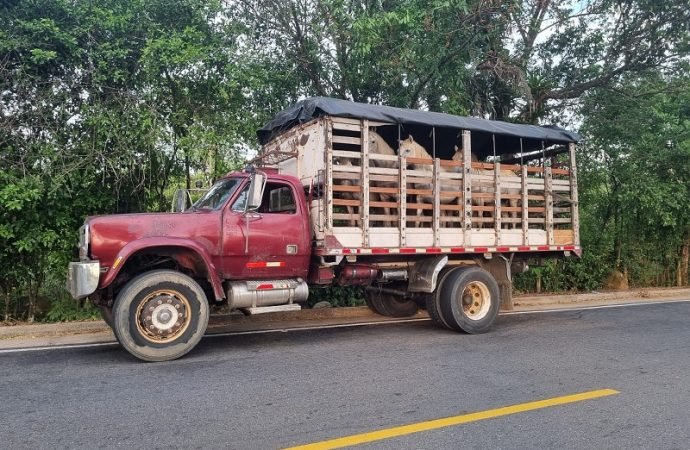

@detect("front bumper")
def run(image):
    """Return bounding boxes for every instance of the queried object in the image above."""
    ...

[67,261,100,299]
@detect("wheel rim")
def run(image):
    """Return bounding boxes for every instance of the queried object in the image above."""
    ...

[459,281,491,321]
[135,289,192,344]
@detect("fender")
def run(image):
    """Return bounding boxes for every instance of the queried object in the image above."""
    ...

[100,237,225,300]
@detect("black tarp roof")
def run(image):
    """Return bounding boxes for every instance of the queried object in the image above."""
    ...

[257,97,580,158]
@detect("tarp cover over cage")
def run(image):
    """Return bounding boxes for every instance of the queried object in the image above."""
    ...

[257,97,580,159]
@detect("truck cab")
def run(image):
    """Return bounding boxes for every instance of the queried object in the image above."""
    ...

[68,169,311,361]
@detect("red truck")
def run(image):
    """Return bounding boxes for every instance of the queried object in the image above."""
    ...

[68,97,581,361]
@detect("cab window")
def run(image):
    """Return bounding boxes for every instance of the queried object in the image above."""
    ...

[231,182,296,214]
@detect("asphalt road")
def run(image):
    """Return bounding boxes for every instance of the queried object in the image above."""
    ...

[1,301,689,449]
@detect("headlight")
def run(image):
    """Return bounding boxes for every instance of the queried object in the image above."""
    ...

[78,222,90,261]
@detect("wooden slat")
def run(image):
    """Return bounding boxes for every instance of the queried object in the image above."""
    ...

[332,185,360,193]
[433,159,441,246]
[370,187,400,194]
[333,199,360,207]
[551,168,570,176]
[332,135,361,146]
[400,156,407,246]
[332,150,361,159]
[569,142,580,246]
[522,165,529,245]
[361,120,370,246]
[545,166,554,245]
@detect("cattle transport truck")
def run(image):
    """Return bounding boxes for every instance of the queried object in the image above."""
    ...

[68,97,581,361]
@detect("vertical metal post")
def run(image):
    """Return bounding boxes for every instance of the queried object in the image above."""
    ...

[462,130,472,244]
[362,120,370,247]
[568,142,580,246]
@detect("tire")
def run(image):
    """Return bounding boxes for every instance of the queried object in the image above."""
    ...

[438,266,500,334]
[112,270,210,362]
[365,288,419,318]
[99,305,114,328]
[425,268,457,330]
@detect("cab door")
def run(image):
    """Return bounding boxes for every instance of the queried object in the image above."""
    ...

[221,181,310,279]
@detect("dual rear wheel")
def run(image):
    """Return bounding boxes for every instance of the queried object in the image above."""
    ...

[426,266,500,333]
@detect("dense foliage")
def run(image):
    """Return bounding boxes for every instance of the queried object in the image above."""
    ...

[1,0,688,321]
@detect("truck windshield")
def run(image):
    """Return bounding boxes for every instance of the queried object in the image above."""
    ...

[192,178,242,210]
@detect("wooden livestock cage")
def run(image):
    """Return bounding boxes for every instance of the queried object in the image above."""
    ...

[257,115,580,257]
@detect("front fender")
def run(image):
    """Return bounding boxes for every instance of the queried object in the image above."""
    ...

[100,237,225,300]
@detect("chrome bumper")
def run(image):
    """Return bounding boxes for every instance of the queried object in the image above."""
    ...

[67,261,100,299]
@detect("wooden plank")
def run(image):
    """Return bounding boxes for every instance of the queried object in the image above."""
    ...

[545,166,554,244]
[370,201,399,208]
[332,172,360,181]
[462,130,473,240]
[526,166,545,174]
[332,135,361,146]
[569,143,580,245]
[333,185,361,193]
[406,156,434,164]
[332,117,390,128]
[494,161,501,243]
[370,187,400,194]
[333,199,361,207]
[439,160,463,168]
[370,174,398,183]
[326,119,333,231]
[522,165,529,245]
[361,120,370,246]
[554,229,575,245]
[551,168,570,176]
[332,165,360,173]
[400,156,407,246]
[370,153,399,162]
[433,158,441,246]
[369,167,399,175]
[332,150,361,159]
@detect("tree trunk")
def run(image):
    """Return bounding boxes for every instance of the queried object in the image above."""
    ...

[680,232,690,286]
[536,271,542,294]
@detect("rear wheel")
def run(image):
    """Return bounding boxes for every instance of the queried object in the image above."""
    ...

[112,270,209,362]
[425,268,456,330]
[364,288,419,317]
[437,266,499,333]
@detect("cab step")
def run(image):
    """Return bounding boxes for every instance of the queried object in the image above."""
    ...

[244,304,302,315]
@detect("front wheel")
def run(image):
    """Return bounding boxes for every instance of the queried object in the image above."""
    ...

[112,270,210,362]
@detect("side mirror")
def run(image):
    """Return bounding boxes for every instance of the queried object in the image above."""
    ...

[172,189,189,212]
[246,171,267,212]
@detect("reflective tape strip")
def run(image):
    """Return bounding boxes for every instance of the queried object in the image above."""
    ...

[320,245,581,256]
[245,261,286,269]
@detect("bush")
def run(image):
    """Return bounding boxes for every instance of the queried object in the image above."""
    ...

[307,286,366,308]
[42,298,100,323]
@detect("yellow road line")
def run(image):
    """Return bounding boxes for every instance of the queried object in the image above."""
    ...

[284,388,619,450]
